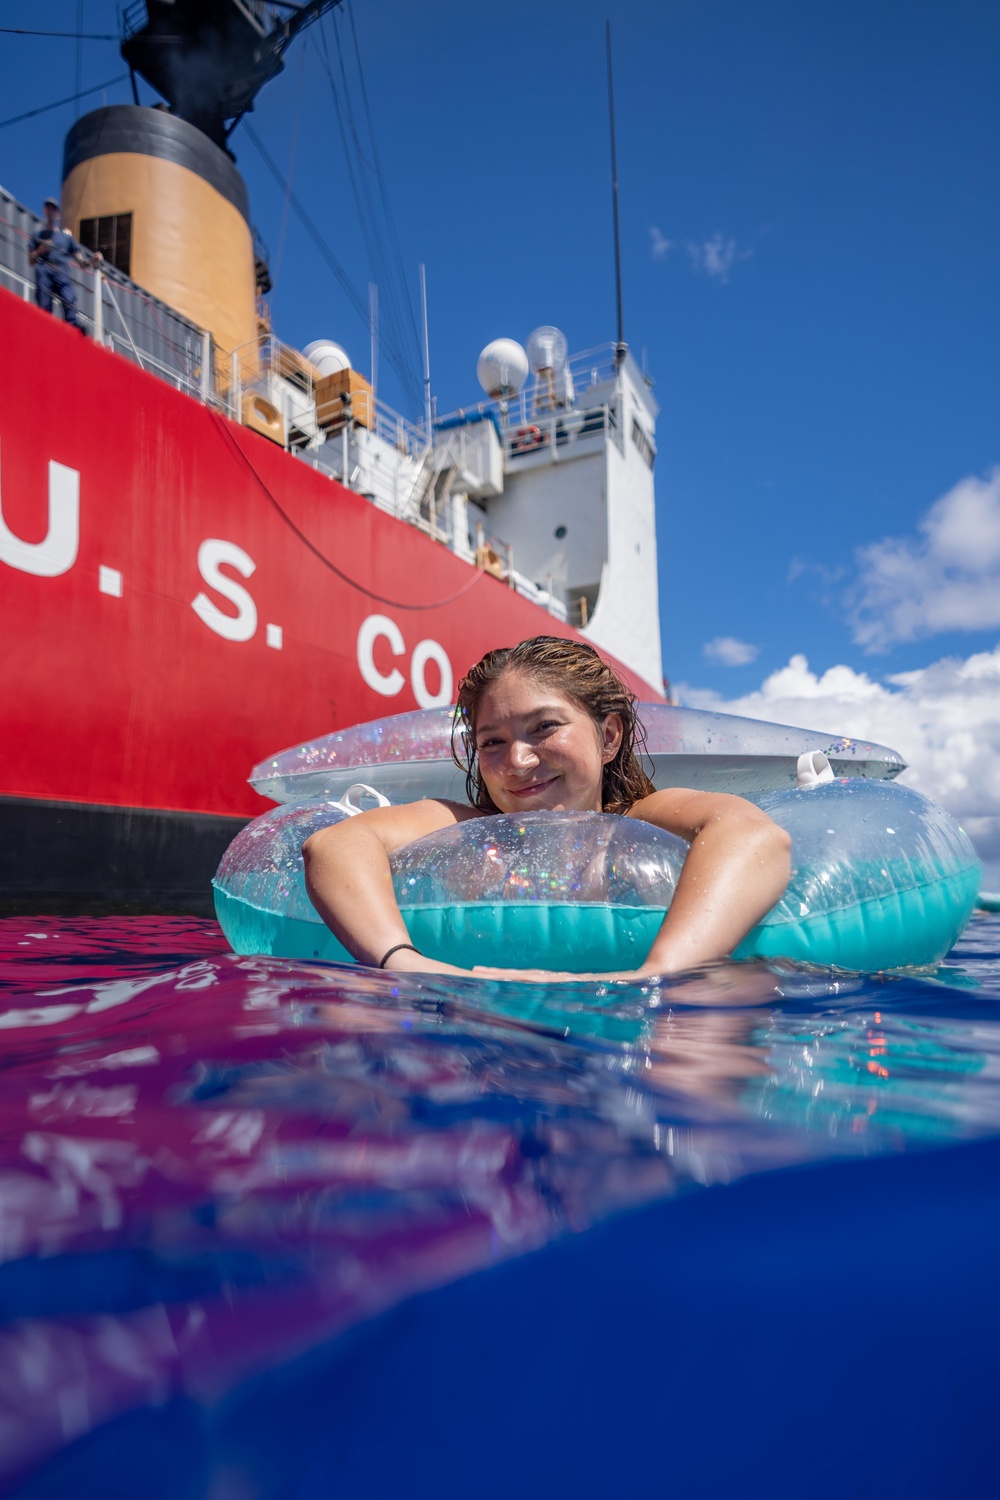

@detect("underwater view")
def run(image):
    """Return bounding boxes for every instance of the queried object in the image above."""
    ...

[1,912,998,1497]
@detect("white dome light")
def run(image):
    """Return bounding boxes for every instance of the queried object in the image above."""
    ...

[304,340,351,378]
[526,326,568,375]
[476,339,529,399]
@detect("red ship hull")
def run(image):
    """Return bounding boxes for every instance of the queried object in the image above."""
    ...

[1,291,660,909]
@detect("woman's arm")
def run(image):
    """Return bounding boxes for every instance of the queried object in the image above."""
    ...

[302,799,477,973]
[305,789,789,984]
[627,788,791,975]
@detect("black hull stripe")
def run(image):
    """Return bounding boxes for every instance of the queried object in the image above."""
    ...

[0,797,248,916]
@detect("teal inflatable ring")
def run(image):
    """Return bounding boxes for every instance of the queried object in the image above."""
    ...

[214,779,979,974]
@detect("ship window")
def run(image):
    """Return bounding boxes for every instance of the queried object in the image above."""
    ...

[631,418,656,470]
[79,213,132,277]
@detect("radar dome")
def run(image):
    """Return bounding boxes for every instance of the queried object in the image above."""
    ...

[304,340,351,378]
[527,326,568,374]
[477,339,529,399]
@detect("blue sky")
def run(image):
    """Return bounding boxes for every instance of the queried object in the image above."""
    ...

[2,0,999,872]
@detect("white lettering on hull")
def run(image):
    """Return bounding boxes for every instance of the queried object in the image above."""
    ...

[357,614,405,695]
[0,447,80,578]
[191,539,258,642]
[357,615,453,707]
[411,638,453,708]
[0,464,454,701]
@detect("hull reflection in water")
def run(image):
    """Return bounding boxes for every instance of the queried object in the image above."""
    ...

[0,914,998,1496]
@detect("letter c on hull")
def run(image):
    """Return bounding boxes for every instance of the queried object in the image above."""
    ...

[357,614,405,696]
[0,446,80,578]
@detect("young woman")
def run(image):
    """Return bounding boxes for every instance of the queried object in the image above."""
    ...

[303,636,791,980]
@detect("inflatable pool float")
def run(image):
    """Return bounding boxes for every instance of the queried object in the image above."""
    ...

[247,703,907,805]
[214,776,980,974]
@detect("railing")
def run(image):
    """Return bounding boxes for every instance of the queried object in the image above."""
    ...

[0,188,212,399]
[464,343,621,429]
[441,344,624,462]
[120,1,148,41]
[501,402,622,463]
[232,0,285,37]
[124,0,299,43]
[230,332,427,447]
[0,262,32,302]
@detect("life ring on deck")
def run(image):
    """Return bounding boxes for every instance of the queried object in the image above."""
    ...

[213,781,980,975]
[513,424,545,452]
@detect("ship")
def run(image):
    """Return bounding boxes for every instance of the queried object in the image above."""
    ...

[0,1,667,913]
[0,1,905,916]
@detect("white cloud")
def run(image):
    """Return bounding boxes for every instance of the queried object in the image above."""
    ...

[702,636,759,666]
[649,226,672,262]
[850,467,1000,651]
[686,233,750,283]
[680,645,1000,886]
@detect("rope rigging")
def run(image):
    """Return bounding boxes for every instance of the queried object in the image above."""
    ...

[240,121,423,413]
[273,43,308,285]
[311,8,423,413]
[0,28,118,40]
[343,0,422,368]
[0,75,130,131]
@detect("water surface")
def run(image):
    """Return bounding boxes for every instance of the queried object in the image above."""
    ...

[0,913,998,1493]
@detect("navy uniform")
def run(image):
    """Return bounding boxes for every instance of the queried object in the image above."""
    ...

[29,201,86,328]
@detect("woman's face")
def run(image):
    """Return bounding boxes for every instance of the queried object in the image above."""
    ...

[472,670,623,814]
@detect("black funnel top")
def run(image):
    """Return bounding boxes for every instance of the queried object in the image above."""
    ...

[121,0,338,149]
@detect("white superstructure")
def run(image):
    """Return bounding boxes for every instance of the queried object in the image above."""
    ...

[470,343,662,690]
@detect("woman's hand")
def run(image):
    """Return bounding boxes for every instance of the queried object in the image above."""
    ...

[472,964,582,982]
[470,958,780,1006]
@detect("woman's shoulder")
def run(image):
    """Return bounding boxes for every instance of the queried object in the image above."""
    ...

[397,798,486,830]
[437,799,487,823]
[371,798,491,853]
[624,786,784,841]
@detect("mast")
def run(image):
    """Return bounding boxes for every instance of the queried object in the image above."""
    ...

[419,262,433,440]
[606,21,626,365]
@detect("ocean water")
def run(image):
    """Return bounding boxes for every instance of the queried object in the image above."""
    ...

[1,913,999,1497]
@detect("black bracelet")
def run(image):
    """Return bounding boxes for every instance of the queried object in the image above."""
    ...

[378,942,422,969]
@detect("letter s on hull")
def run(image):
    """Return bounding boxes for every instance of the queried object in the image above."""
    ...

[0,449,79,578]
[192,539,258,642]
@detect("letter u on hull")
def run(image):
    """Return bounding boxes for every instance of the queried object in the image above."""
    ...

[0,448,80,578]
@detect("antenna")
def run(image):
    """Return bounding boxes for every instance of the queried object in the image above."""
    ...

[369,282,378,403]
[419,263,432,440]
[606,20,626,365]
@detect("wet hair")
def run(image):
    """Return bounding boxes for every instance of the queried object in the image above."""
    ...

[453,635,655,814]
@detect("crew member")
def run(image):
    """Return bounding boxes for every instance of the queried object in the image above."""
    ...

[29,198,99,330]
